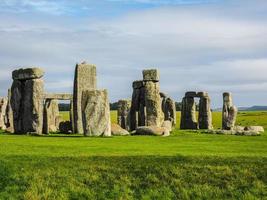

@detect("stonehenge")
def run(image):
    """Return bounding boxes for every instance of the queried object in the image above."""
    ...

[222,92,238,130]
[180,91,213,130]
[0,64,262,137]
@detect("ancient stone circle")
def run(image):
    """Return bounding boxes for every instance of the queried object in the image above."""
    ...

[0,62,264,136]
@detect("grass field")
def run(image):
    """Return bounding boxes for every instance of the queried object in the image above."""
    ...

[0,111,267,199]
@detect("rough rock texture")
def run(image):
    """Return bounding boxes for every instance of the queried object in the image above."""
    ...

[43,99,60,134]
[160,92,176,127]
[117,100,131,131]
[73,62,97,134]
[135,126,169,136]
[185,91,197,98]
[0,97,8,130]
[82,90,111,137]
[204,129,262,136]
[198,95,213,130]
[5,89,14,133]
[222,92,238,130]
[129,80,144,131]
[162,120,173,132]
[180,97,198,129]
[244,126,264,133]
[11,71,44,134]
[144,81,164,127]
[12,68,44,80]
[143,69,160,82]
[44,93,72,100]
[111,123,130,136]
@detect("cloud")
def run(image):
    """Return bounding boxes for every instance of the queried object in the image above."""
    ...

[0,0,266,107]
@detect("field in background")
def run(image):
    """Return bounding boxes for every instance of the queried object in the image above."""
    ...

[0,111,267,199]
[61,110,267,130]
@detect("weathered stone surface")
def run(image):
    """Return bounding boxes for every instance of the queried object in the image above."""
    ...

[162,120,173,132]
[244,126,264,133]
[73,62,97,134]
[196,91,209,98]
[185,91,197,98]
[111,124,130,136]
[135,126,169,136]
[44,93,73,100]
[144,81,164,127]
[222,92,237,130]
[11,69,44,134]
[132,80,144,89]
[0,97,8,130]
[117,99,131,131]
[160,93,176,127]
[198,96,213,130]
[43,99,60,134]
[82,89,111,137]
[143,69,159,82]
[12,68,44,80]
[5,89,14,133]
[233,126,245,132]
[180,97,198,129]
[204,129,261,136]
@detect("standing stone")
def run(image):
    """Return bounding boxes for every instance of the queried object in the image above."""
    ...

[11,68,44,134]
[143,69,164,127]
[81,89,111,136]
[73,62,97,134]
[160,92,176,127]
[180,96,198,129]
[198,93,213,130]
[43,99,60,134]
[222,92,238,130]
[0,97,8,130]
[117,99,131,131]
[129,80,143,131]
[5,89,14,133]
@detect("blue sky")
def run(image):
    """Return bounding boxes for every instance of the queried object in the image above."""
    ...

[0,0,267,108]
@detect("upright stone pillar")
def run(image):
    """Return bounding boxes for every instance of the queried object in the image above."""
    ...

[81,89,111,136]
[180,92,198,129]
[43,99,60,134]
[222,92,238,130]
[11,68,44,134]
[198,92,213,130]
[129,80,143,131]
[5,89,14,133]
[117,99,131,130]
[143,69,164,127]
[73,62,97,134]
[160,92,177,127]
[0,97,8,130]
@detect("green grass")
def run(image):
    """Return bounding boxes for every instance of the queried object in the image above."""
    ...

[0,111,267,199]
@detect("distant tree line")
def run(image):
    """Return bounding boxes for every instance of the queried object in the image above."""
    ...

[59,103,70,111]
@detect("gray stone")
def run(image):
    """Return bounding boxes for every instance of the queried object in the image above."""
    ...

[5,89,14,133]
[135,126,169,136]
[82,89,111,137]
[117,100,131,131]
[12,68,44,80]
[143,69,159,82]
[206,129,261,136]
[196,91,209,98]
[73,62,97,134]
[180,97,198,129]
[222,92,238,130]
[132,80,144,89]
[185,91,197,98]
[162,120,173,132]
[160,93,176,127]
[244,126,264,133]
[144,81,164,127]
[44,93,73,100]
[43,99,60,134]
[198,96,213,130]
[0,97,8,130]
[11,68,44,134]
[111,123,130,136]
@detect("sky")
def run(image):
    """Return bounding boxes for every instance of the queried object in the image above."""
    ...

[0,0,267,108]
